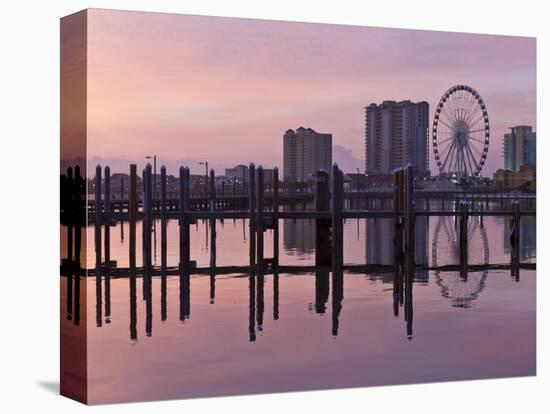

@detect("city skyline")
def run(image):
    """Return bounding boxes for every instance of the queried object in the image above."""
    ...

[60,9,536,176]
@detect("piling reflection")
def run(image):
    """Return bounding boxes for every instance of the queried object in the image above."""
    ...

[331,264,344,337]
[61,166,85,326]
[248,267,256,342]
[314,267,329,315]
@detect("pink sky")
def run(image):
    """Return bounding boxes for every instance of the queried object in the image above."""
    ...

[86,9,536,175]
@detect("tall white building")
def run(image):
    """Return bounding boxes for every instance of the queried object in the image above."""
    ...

[503,126,536,171]
[283,127,332,182]
[365,100,429,175]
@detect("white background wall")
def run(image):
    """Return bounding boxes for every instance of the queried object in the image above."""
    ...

[0,0,547,412]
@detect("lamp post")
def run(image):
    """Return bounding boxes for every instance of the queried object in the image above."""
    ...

[199,161,209,196]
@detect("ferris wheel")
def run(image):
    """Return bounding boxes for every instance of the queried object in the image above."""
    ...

[432,85,490,178]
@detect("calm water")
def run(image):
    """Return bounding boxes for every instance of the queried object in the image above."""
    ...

[61,214,536,404]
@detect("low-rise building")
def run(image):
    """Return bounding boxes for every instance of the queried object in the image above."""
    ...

[493,164,536,191]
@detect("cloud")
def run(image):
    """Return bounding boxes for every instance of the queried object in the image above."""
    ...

[333,145,363,173]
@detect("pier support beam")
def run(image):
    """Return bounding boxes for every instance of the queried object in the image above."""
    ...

[315,169,331,266]
[129,164,137,341]
[256,166,264,268]
[249,164,256,269]
[272,167,279,266]
[179,167,191,269]
[331,164,344,268]
[459,200,468,278]
[511,200,521,280]
[160,166,167,320]
[104,166,111,323]
[94,165,102,327]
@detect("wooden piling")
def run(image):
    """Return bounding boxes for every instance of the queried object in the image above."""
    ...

[256,166,264,268]
[73,165,83,326]
[249,164,256,268]
[315,169,331,266]
[209,169,217,271]
[272,167,279,266]
[129,164,137,339]
[459,200,468,277]
[160,166,167,320]
[179,167,191,269]
[104,166,111,323]
[331,164,344,268]
[94,165,102,327]
[393,168,403,264]
[94,165,102,262]
[145,164,153,336]
[66,167,73,320]
[144,164,153,301]
[141,167,147,299]
[120,177,124,240]
[404,164,415,272]
[511,200,521,279]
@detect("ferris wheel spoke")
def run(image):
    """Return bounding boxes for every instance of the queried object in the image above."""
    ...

[465,141,480,173]
[446,95,461,123]
[461,90,472,121]
[438,117,454,131]
[439,139,455,157]
[460,91,470,121]
[441,139,457,172]
[454,91,465,121]
[462,148,475,175]
[468,128,485,134]
[465,100,479,125]
[450,94,461,122]
[469,113,486,129]
[453,145,462,173]
[453,93,465,122]
[438,136,454,146]
[442,104,458,124]
[464,93,478,123]
[467,135,485,145]
[469,142,484,159]
[464,144,476,174]
[462,146,471,174]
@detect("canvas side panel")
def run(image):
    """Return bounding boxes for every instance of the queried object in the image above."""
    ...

[60,9,88,404]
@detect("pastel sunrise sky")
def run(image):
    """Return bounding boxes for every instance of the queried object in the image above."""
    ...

[86,9,536,175]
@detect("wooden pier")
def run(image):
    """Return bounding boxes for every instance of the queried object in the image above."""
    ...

[62,163,536,274]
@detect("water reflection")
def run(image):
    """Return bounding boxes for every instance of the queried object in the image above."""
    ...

[503,215,536,261]
[61,213,537,339]
[284,219,315,255]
